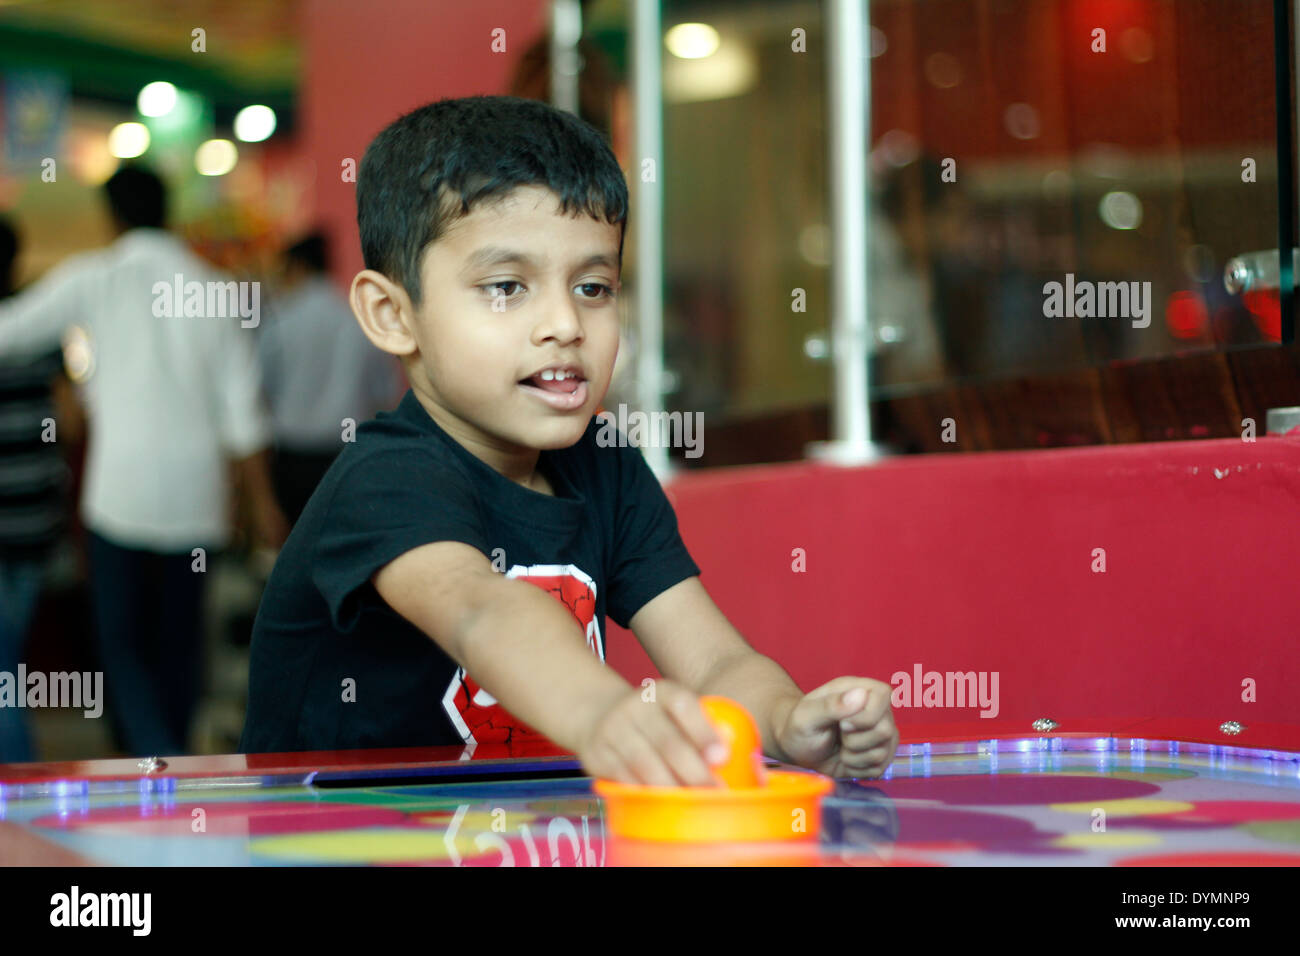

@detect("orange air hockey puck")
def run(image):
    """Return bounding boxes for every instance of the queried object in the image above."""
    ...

[593,696,833,843]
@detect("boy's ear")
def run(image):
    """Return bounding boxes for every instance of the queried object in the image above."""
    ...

[350,269,418,356]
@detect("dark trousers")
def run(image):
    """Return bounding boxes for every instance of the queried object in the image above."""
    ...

[87,531,206,757]
[271,447,339,525]
[0,558,44,762]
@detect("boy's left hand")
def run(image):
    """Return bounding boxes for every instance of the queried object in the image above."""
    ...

[775,677,898,779]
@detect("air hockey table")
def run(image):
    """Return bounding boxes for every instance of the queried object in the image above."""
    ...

[2,717,1299,867]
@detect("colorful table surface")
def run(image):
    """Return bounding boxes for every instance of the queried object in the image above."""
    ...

[3,720,1299,866]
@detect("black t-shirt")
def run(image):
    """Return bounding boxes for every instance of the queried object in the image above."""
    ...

[239,390,700,753]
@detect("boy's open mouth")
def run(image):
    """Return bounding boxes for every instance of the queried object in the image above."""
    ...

[518,372,584,393]
[518,368,589,411]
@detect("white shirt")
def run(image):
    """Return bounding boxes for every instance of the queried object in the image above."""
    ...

[257,275,399,451]
[0,228,270,550]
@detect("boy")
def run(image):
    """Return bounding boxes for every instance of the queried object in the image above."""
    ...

[240,96,897,785]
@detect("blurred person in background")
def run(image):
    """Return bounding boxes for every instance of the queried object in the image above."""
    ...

[0,216,68,762]
[257,232,401,525]
[0,166,287,757]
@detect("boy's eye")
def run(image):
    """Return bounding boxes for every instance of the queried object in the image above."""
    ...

[484,281,523,299]
[483,281,616,301]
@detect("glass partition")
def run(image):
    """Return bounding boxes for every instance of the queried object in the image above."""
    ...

[634,0,1293,457]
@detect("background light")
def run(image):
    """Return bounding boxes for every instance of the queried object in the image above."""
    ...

[61,326,94,384]
[1165,290,1209,340]
[195,138,237,176]
[137,81,177,117]
[107,122,150,158]
[1099,190,1143,230]
[67,128,118,185]
[665,23,720,59]
[869,26,888,57]
[663,42,756,103]
[234,105,276,142]
[876,129,920,169]
[1004,103,1041,140]
[924,52,962,88]
[798,223,831,267]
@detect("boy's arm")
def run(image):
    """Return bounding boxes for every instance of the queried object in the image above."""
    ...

[628,576,805,762]
[373,541,638,752]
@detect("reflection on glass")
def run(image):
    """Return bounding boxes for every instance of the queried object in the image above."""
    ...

[660,0,1284,423]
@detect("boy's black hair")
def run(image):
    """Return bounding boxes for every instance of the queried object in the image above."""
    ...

[285,232,328,274]
[357,95,628,307]
[104,164,167,229]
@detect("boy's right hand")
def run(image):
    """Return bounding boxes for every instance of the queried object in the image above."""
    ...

[577,680,729,787]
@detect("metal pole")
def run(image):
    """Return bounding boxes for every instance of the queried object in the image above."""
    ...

[631,0,670,477]
[550,0,582,115]
[808,0,882,464]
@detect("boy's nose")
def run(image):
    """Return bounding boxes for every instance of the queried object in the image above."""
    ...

[532,294,584,342]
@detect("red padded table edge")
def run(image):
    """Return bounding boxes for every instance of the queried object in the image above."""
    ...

[4,719,1296,785]
[897,717,1300,754]
[896,717,1147,744]
[0,738,573,784]
[1120,717,1300,754]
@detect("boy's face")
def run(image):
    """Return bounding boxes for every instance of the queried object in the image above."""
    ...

[406,185,622,459]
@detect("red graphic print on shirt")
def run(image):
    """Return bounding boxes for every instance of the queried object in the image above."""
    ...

[442,564,602,747]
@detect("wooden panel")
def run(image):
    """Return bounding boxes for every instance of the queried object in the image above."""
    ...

[675,405,828,469]
[693,345,1300,466]
[1098,351,1242,442]
[1225,343,1300,431]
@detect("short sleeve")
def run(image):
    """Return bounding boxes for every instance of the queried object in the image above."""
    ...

[312,449,492,632]
[606,441,701,629]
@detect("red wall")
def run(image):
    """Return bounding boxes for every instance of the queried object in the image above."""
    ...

[608,436,1300,727]
[299,0,548,292]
